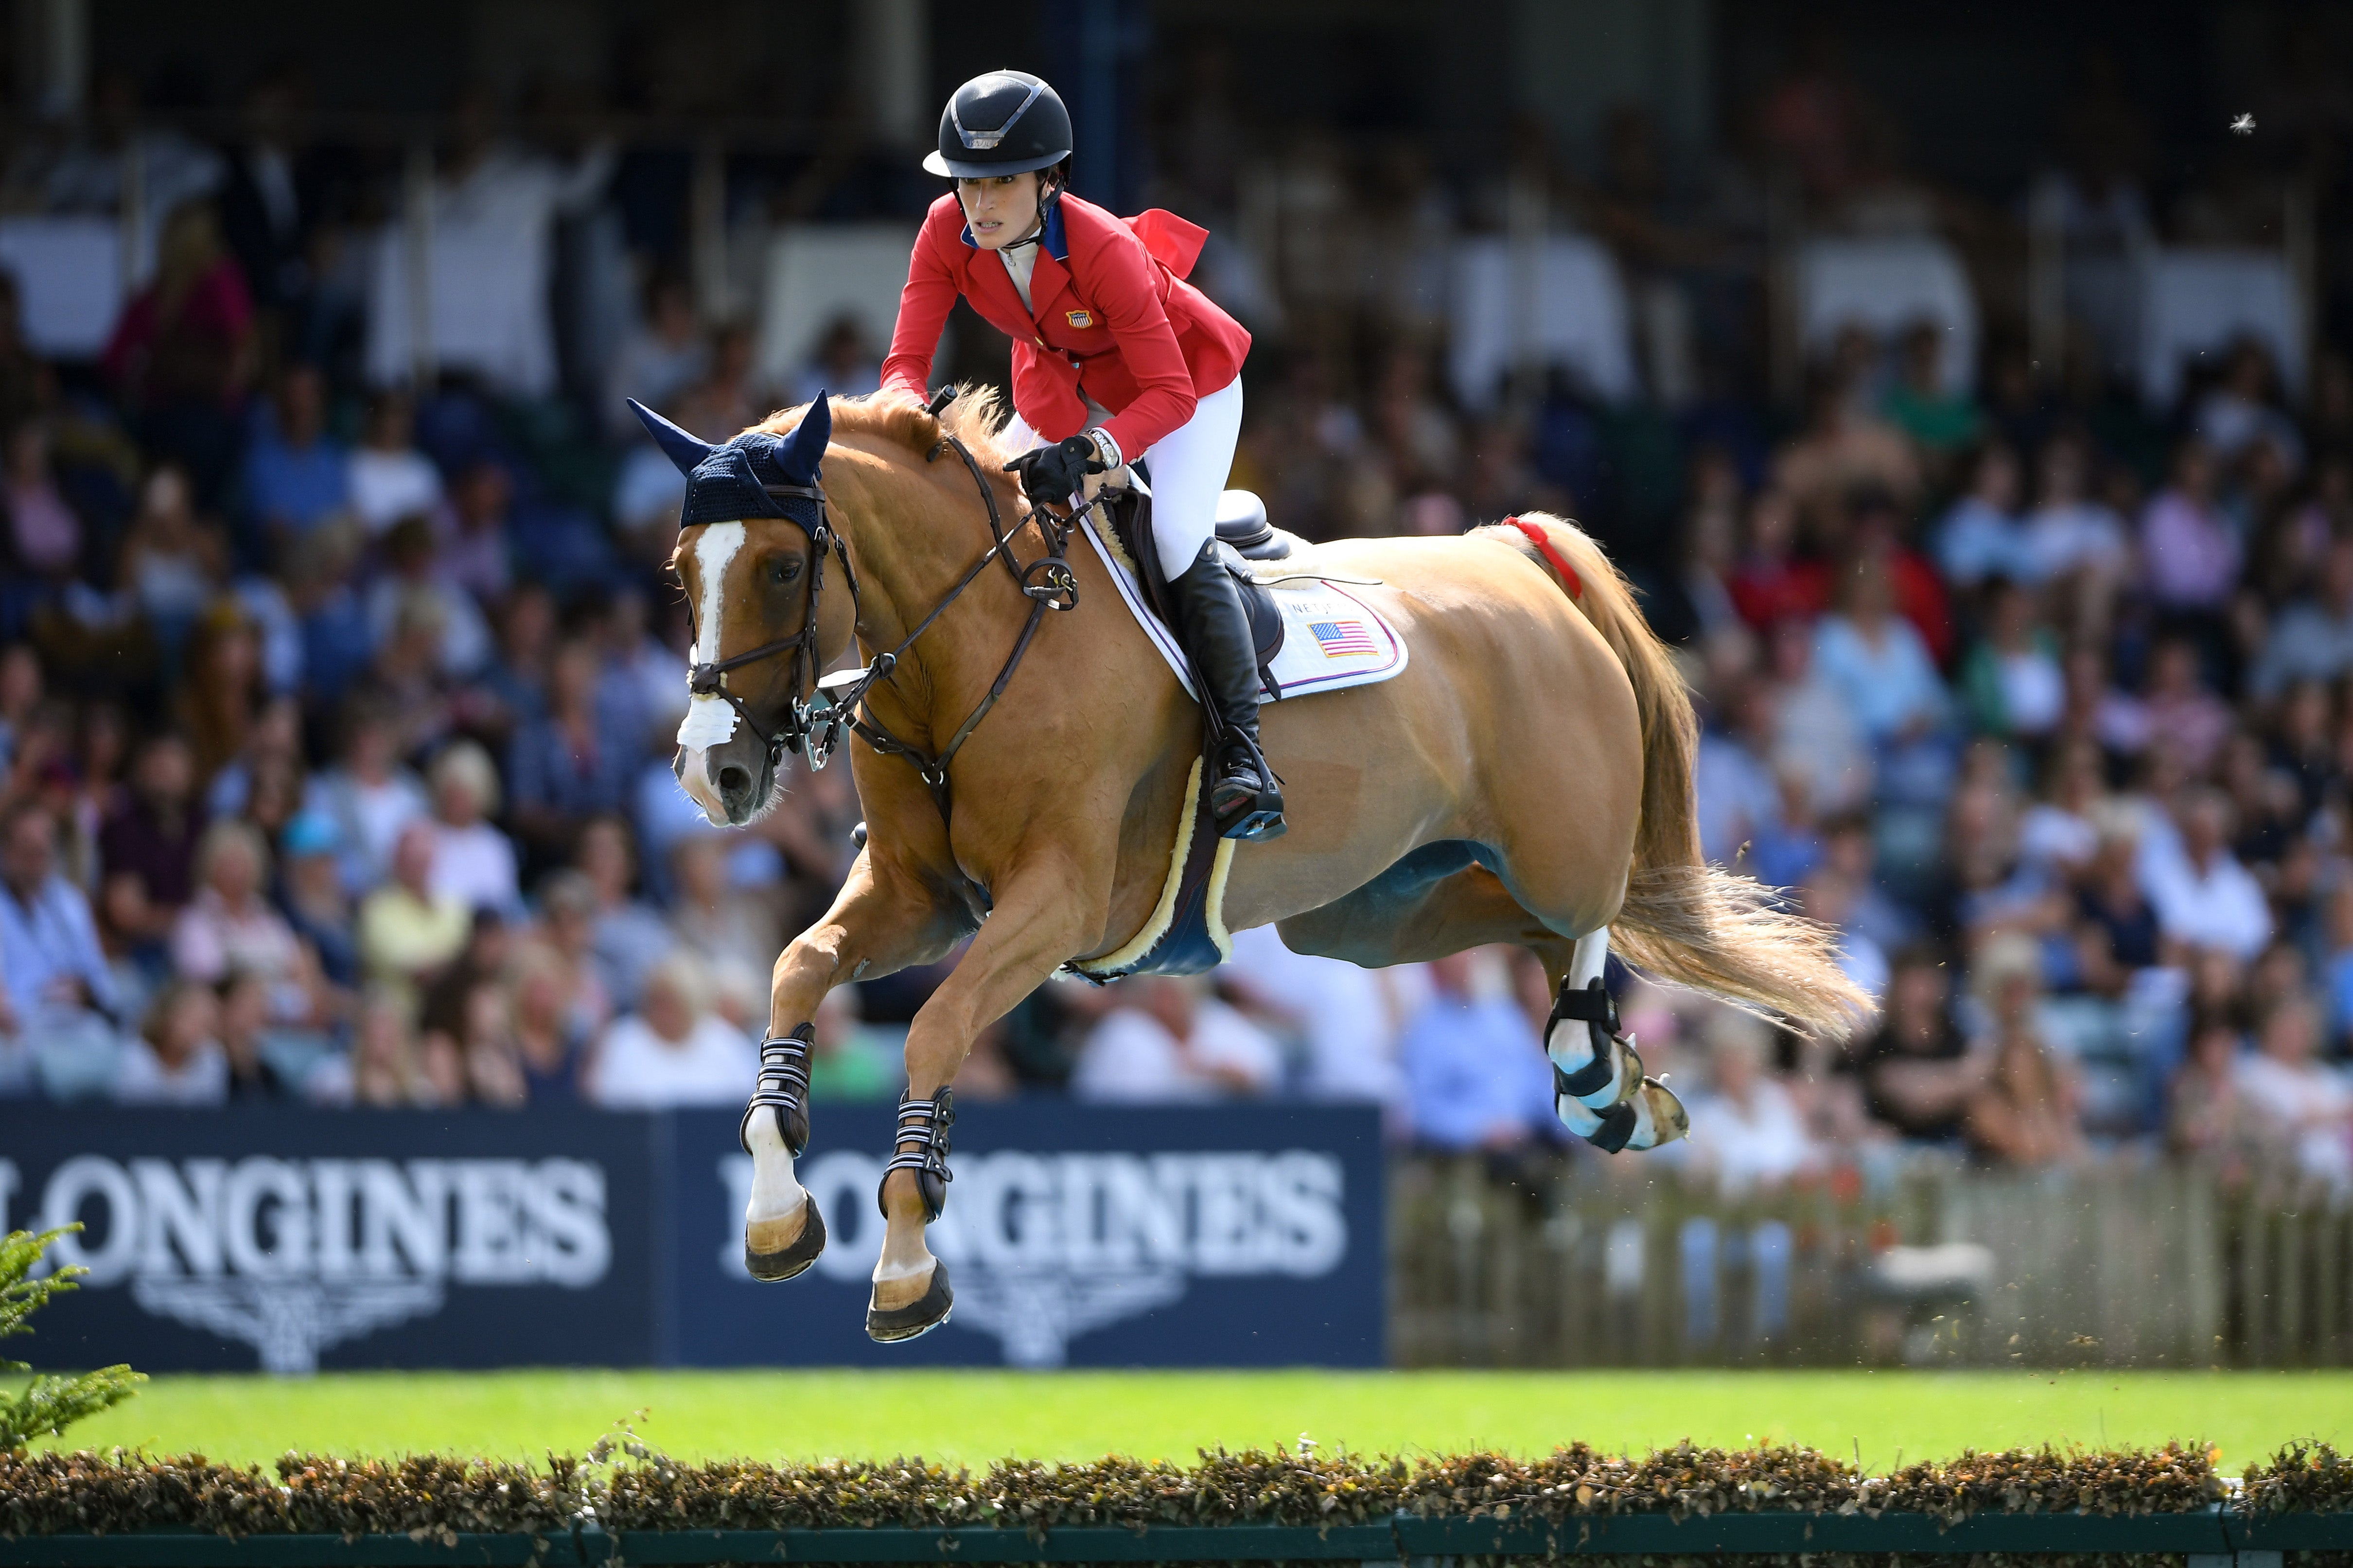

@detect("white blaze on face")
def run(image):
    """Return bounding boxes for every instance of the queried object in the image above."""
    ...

[677,521,748,821]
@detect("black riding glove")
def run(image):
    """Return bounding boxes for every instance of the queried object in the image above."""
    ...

[1005,435,1105,505]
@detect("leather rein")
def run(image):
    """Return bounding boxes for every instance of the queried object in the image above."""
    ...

[687,391,1087,825]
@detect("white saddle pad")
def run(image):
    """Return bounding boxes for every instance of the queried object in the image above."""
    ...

[1078,519,1409,703]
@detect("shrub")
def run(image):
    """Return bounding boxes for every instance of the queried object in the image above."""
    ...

[0,1226,143,1454]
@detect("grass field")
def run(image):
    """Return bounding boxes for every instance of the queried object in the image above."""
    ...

[39,1369,2353,1471]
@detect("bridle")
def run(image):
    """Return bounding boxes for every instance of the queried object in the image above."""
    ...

[686,389,1089,823]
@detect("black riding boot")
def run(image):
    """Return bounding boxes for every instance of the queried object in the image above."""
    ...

[1168,541,1285,840]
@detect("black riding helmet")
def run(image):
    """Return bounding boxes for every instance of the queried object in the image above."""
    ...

[922,70,1072,179]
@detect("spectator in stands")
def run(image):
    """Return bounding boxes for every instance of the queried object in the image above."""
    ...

[347,390,442,536]
[1773,367,1921,522]
[1963,941,2084,1167]
[377,511,491,669]
[2140,439,2239,619]
[304,701,427,897]
[101,200,256,505]
[573,814,668,1009]
[2142,788,2272,961]
[177,603,266,790]
[509,943,587,1102]
[2233,992,2352,1190]
[357,819,467,992]
[2022,431,2129,592]
[1765,617,1872,812]
[1219,921,1405,1107]
[1857,946,1982,1143]
[667,832,782,1004]
[1396,948,1554,1148]
[1686,1009,1820,1193]
[337,985,432,1108]
[114,977,227,1105]
[1073,975,1282,1103]
[806,985,902,1102]
[2138,638,2233,775]
[446,976,527,1107]
[2250,534,2353,698]
[214,967,315,1101]
[241,363,348,548]
[2,424,84,615]
[1812,551,1949,745]
[786,314,884,406]
[1879,320,1981,471]
[169,819,321,1014]
[420,741,519,916]
[2196,339,2303,471]
[2072,821,2161,996]
[0,798,119,1062]
[465,580,556,745]
[436,461,513,606]
[118,467,223,657]
[587,949,756,1108]
[1959,577,2064,739]
[278,810,357,989]
[1935,443,2032,590]
[2169,1016,2261,1178]
[99,732,204,962]
[416,907,512,1058]
[509,640,632,870]
[533,870,615,1042]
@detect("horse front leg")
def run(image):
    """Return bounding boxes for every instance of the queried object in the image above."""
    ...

[743,853,964,1281]
[866,853,1104,1341]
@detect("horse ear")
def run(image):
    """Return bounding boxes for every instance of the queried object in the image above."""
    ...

[777,391,830,481]
[629,398,717,478]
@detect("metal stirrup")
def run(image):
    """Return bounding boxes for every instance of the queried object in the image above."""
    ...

[740,1026,814,1158]
[878,1087,956,1222]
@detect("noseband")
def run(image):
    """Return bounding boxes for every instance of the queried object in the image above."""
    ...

[689,390,1087,823]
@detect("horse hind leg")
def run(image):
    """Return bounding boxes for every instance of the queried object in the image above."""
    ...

[1544,928,1688,1153]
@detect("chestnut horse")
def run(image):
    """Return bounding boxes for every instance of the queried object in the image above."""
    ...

[667,389,1868,1340]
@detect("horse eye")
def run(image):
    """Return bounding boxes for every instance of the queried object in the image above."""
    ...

[770,557,802,585]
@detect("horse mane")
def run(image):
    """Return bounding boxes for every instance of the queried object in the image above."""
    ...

[755,384,1017,469]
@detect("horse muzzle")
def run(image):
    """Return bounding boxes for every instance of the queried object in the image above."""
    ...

[677,735,776,827]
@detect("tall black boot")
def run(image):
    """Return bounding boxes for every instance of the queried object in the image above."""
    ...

[1167,540,1285,840]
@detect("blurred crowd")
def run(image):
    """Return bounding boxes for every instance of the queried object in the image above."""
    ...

[2,21,2353,1201]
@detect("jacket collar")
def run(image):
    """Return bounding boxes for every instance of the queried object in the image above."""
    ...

[958,198,1069,261]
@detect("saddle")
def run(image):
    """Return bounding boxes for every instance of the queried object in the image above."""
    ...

[1101,486,1296,697]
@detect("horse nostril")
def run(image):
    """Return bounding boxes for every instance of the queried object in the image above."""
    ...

[717,765,753,800]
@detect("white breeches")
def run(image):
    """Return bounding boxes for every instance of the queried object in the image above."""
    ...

[1003,377,1243,580]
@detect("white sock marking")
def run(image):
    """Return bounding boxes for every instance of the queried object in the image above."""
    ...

[743,1102,806,1226]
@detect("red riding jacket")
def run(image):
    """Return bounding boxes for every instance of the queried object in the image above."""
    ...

[879,191,1250,461]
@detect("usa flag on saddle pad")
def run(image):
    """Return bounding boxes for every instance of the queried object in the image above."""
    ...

[1311,620,1377,658]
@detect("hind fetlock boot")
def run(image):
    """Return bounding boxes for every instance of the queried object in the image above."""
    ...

[1168,541,1284,840]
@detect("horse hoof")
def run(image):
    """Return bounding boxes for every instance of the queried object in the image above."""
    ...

[744,1191,826,1282]
[866,1259,953,1342]
[1626,1076,1690,1151]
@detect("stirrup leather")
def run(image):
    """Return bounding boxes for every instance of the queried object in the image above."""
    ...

[878,1086,955,1222]
[739,1025,814,1157]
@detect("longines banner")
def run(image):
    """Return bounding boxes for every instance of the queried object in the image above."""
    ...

[0,1104,1383,1372]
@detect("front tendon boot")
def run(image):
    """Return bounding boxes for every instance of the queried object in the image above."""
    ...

[1169,541,1284,840]
[867,1086,956,1342]
[740,1025,826,1280]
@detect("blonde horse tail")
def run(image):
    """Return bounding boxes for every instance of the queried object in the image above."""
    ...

[1490,513,1875,1040]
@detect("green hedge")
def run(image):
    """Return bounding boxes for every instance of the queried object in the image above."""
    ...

[0,1439,2301,1541]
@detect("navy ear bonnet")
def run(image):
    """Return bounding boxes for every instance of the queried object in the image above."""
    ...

[629,395,831,532]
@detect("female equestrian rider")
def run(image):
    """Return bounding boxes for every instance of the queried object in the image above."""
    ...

[878,70,1282,841]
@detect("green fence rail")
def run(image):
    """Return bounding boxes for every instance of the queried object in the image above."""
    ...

[1,1510,2346,1567]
